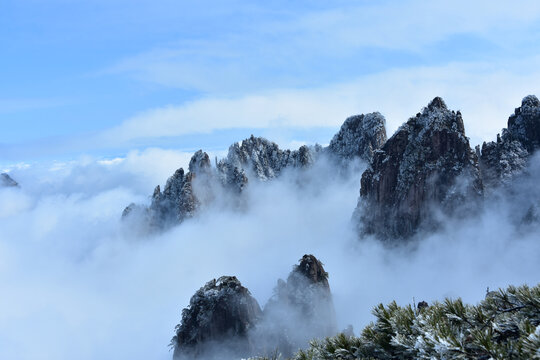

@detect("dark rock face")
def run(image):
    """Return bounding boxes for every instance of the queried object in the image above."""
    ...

[479,95,540,188]
[260,255,337,356]
[357,97,483,240]
[1,173,18,188]
[328,112,387,162]
[171,276,262,359]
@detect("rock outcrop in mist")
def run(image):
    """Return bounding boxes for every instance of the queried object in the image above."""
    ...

[328,112,387,162]
[171,276,262,359]
[1,173,18,188]
[124,94,539,243]
[257,255,337,357]
[479,95,540,188]
[217,135,321,191]
[171,255,337,359]
[122,114,388,230]
[356,97,483,240]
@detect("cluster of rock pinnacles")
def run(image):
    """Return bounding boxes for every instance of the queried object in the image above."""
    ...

[122,95,540,358]
[124,95,540,241]
[171,255,336,359]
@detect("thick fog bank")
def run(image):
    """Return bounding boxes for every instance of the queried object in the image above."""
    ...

[0,149,538,360]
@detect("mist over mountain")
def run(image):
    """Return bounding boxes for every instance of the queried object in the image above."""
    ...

[131,95,537,359]
[1,97,539,360]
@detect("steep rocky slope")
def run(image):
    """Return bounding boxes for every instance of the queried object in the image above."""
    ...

[356,97,483,240]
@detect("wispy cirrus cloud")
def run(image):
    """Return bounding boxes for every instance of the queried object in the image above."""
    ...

[105,0,540,93]
[101,59,540,148]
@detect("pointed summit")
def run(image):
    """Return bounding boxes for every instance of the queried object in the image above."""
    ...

[427,96,447,110]
[521,94,540,108]
[356,98,482,240]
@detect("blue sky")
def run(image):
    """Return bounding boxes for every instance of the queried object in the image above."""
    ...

[2,0,540,163]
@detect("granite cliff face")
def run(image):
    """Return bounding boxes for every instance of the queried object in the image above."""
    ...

[479,95,540,188]
[1,173,18,188]
[171,255,336,359]
[171,276,262,359]
[356,97,483,240]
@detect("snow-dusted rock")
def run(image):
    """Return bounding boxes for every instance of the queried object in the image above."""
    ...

[216,135,321,191]
[1,173,18,188]
[328,112,387,162]
[188,150,211,175]
[356,97,483,240]
[123,137,326,230]
[122,151,206,227]
[479,133,529,188]
[479,95,540,188]
[507,95,540,153]
[171,276,262,359]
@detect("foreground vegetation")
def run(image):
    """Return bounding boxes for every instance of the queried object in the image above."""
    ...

[251,284,540,360]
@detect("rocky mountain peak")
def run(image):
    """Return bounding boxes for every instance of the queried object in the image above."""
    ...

[357,98,482,240]
[427,96,447,110]
[188,150,211,175]
[260,254,337,356]
[171,276,262,359]
[507,94,540,153]
[289,254,329,288]
[171,255,336,358]
[521,94,540,108]
[1,173,18,188]
[479,95,540,188]
[328,112,387,162]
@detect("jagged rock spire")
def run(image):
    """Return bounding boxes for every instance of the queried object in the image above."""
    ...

[356,97,483,240]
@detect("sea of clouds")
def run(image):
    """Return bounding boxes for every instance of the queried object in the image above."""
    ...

[0,147,539,360]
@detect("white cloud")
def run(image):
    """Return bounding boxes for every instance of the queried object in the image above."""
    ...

[106,0,540,92]
[288,0,540,51]
[101,59,540,147]
[1,153,539,359]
